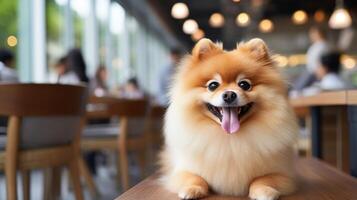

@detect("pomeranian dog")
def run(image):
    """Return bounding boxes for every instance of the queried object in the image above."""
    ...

[160,38,298,200]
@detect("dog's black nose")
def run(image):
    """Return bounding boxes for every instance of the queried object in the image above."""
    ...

[222,91,237,104]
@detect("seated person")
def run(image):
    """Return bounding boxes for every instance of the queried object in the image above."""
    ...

[299,51,347,96]
[119,77,144,99]
[90,65,109,97]
[67,48,89,84]
[0,48,18,82]
[315,51,346,90]
[0,49,18,134]
[51,56,80,84]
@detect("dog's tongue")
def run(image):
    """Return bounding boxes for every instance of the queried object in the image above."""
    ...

[222,107,240,134]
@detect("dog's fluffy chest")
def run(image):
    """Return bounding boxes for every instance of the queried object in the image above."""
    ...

[167,131,283,196]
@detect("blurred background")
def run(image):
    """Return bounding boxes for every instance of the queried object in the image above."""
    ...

[0,0,356,93]
[0,0,356,199]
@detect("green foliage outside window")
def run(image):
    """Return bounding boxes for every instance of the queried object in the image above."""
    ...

[46,0,62,42]
[0,0,18,49]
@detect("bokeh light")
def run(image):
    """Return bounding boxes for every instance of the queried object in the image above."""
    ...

[314,10,325,22]
[292,10,308,25]
[183,19,198,34]
[171,3,189,19]
[342,55,356,69]
[236,12,250,27]
[259,19,274,33]
[275,54,288,68]
[7,35,17,47]
[191,29,205,41]
[209,13,225,28]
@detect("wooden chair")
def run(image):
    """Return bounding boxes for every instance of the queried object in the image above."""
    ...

[81,96,149,193]
[0,84,87,200]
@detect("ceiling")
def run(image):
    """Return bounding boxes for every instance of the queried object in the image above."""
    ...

[148,0,357,49]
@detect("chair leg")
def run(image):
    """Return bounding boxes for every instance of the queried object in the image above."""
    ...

[52,167,62,200]
[118,147,129,191]
[43,167,61,200]
[43,168,51,200]
[5,161,17,200]
[21,170,30,200]
[79,157,99,197]
[68,159,84,200]
[137,151,147,178]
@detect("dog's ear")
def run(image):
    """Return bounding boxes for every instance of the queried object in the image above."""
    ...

[192,38,223,60]
[237,38,269,59]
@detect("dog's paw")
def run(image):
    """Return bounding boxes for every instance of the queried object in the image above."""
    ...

[178,185,208,199]
[249,185,279,200]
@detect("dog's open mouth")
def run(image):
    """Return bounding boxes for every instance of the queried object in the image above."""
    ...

[206,103,253,134]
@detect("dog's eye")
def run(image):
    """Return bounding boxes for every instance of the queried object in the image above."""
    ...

[238,80,251,91]
[207,81,220,91]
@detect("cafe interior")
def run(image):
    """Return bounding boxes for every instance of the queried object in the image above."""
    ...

[0,0,356,199]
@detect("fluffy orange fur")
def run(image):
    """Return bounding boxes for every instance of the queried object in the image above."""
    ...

[160,38,298,200]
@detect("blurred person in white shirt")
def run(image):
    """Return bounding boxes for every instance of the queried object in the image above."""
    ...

[294,26,329,90]
[52,49,89,85]
[51,56,80,84]
[0,49,18,82]
[157,48,181,105]
[90,65,109,97]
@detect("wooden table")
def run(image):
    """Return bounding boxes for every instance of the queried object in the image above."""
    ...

[290,90,357,177]
[116,158,357,200]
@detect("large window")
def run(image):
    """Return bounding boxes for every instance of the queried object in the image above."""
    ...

[109,1,127,87]
[46,0,85,80]
[4,0,171,95]
[96,0,110,66]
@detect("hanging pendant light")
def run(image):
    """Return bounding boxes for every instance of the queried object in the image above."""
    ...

[329,0,352,29]
[171,3,189,19]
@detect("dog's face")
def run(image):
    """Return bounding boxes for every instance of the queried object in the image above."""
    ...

[171,38,287,134]
[202,71,255,134]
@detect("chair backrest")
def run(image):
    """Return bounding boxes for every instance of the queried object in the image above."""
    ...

[109,99,148,117]
[87,96,149,137]
[0,84,86,116]
[0,84,87,149]
[86,96,115,119]
[87,96,148,117]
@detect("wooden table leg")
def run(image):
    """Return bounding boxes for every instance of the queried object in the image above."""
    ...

[348,105,357,177]
[43,167,62,200]
[43,168,52,200]
[21,170,30,200]
[52,167,62,199]
[311,106,322,158]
